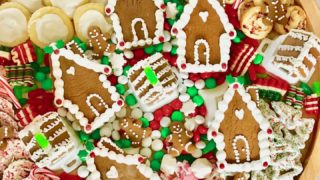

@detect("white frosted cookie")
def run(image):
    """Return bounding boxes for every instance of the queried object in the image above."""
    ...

[8,0,43,12]
[240,6,273,39]
[274,6,307,34]
[90,0,106,3]
[45,0,89,17]
[28,6,74,48]
[73,3,113,42]
[0,2,30,47]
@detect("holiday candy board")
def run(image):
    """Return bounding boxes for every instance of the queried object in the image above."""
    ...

[0,0,319,179]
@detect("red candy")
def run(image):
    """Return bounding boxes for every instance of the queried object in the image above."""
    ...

[189,73,200,82]
[199,105,207,116]
[154,109,163,121]
[171,99,182,110]
[107,75,118,86]
[162,104,173,117]
[193,132,200,143]
[197,125,208,134]
[150,120,160,130]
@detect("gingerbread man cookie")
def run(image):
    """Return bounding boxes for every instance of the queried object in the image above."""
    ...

[119,118,152,147]
[274,6,307,34]
[166,122,196,157]
[87,26,116,59]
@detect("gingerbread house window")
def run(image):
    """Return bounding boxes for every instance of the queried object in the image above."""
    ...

[105,0,167,50]
[171,0,236,73]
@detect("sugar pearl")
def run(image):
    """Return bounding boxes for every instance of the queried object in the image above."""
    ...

[195,79,205,89]
[184,118,197,131]
[72,121,81,131]
[112,131,120,140]
[142,137,152,147]
[163,42,172,52]
[180,72,189,79]
[196,141,206,149]
[118,75,128,84]
[151,130,161,139]
[116,107,127,118]
[131,108,143,119]
[171,39,178,45]
[66,112,75,121]
[160,117,171,127]
[124,147,140,154]
[151,139,164,151]
[109,115,116,122]
[184,79,194,87]
[179,93,190,102]
[112,120,120,131]
[144,113,154,121]
[100,125,112,137]
[124,50,134,59]
[78,166,89,178]
[195,115,205,124]
[164,31,171,41]
[140,147,152,158]
[111,34,117,43]
[192,149,202,158]
[178,84,187,93]
[57,108,67,117]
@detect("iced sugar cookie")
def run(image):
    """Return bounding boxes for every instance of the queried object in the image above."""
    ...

[28,7,74,48]
[8,0,43,12]
[90,0,106,4]
[274,6,307,34]
[0,2,30,47]
[45,0,89,17]
[73,3,113,42]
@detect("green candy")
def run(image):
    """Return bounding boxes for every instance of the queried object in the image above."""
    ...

[171,45,178,55]
[35,72,46,82]
[150,160,161,171]
[155,43,163,52]
[42,78,53,90]
[153,151,165,160]
[35,47,45,64]
[176,4,184,14]
[79,131,90,142]
[56,40,65,48]
[192,95,204,106]
[226,75,236,84]
[30,62,40,71]
[300,82,313,95]
[176,154,195,164]
[140,117,150,128]
[171,111,184,122]
[237,30,246,40]
[43,46,54,54]
[144,46,155,55]
[123,65,131,76]
[144,66,158,85]
[13,86,23,99]
[205,78,216,89]
[233,36,241,44]
[18,98,27,106]
[121,139,132,148]
[160,127,171,138]
[39,67,50,74]
[312,81,320,96]
[115,49,123,54]
[202,140,216,154]
[78,150,89,161]
[79,43,87,52]
[253,54,264,64]
[34,132,50,149]
[187,86,198,97]
[116,84,126,95]
[85,141,95,151]
[91,129,101,140]
[167,19,175,26]
[101,56,110,65]
[125,94,137,106]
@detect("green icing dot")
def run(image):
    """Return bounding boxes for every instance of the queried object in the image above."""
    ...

[116,84,126,95]
[161,127,171,138]
[78,150,89,161]
[253,54,264,64]
[91,129,101,140]
[123,65,131,76]
[187,86,198,97]
[171,45,178,55]
[144,66,158,85]
[101,56,110,65]
[151,160,161,171]
[153,151,165,160]
[41,78,53,90]
[85,141,95,151]
[192,95,204,106]
[205,78,217,89]
[34,132,49,149]
[35,72,46,82]
[171,111,184,122]
[79,131,89,142]
[144,46,155,55]
[233,36,241,44]
[202,140,216,154]
[140,117,150,128]
[125,94,137,106]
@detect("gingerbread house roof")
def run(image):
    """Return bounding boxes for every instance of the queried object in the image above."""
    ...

[261,29,320,84]
[105,0,166,50]
[207,82,272,173]
[171,0,236,73]
[50,47,124,133]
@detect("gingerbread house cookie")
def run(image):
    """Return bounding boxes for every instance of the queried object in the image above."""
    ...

[171,0,236,73]
[127,53,179,112]
[18,112,82,173]
[260,29,320,84]
[50,45,124,133]
[207,81,272,173]
[83,137,161,180]
[105,0,166,50]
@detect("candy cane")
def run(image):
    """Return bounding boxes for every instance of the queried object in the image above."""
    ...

[233,0,243,9]
[24,167,60,180]
[0,75,21,109]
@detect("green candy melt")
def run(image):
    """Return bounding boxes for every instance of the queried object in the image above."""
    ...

[144,66,158,85]
[34,132,50,149]
[253,54,264,64]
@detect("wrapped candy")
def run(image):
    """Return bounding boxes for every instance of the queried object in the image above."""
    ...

[0,75,21,109]
[304,94,319,115]
[10,41,36,65]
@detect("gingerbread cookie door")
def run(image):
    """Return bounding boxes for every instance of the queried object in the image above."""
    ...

[172,0,236,73]
[105,0,167,50]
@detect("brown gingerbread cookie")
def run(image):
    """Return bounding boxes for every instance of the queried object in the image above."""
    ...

[87,26,116,59]
[261,0,288,24]
[119,118,152,147]
[66,40,85,57]
[166,121,196,157]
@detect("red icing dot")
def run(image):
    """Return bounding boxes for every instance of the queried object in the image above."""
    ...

[162,104,173,117]
[221,63,227,69]
[85,125,92,131]
[105,8,111,14]
[160,4,166,9]
[211,131,217,137]
[90,152,95,158]
[263,162,269,167]
[159,36,165,42]
[219,163,225,169]
[229,31,235,37]
[119,41,125,47]
[172,28,178,34]
[181,63,187,69]
[164,22,171,31]
[171,99,183,110]
[267,128,273,134]
[104,67,110,74]
[233,84,239,89]
[150,120,160,130]
[54,49,59,55]
[138,157,145,163]
[117,100,123,106]
[56,99,62,105]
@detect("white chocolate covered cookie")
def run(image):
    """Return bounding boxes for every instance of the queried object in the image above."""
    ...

[45,0,88,17]
[0,2,30,47]
[274,6,307,34]
[8,0,43,12]
[28,6,74,48]
[73,3,113,42]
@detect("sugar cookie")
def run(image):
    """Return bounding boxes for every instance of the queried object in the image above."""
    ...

[8,0,43,12]
[45,0,89,17]
[28,7,74,48]
[73,3,113,42]
[274,6,307,34]
[0,2,30,47]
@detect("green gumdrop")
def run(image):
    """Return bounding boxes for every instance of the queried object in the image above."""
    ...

[200,134,208,141]
[171,46,178,55]
[121,139,132,148]
[101,56,110,65]
[116,84,126,95]
[167,19,175,26]
[91,129,101,140]
[192,95,204,106]
[205,78,217,89]
[155,43,163,52]
[85,141,95,151]
[171,111,184,122]
[161,127,171,138]
[39,67,51,74]
[153,151,165,160]
[226,75,236,84]
[43,46,54,54]
[176,154,195,164]
[123,65,131,76]
[125,94,137,106]
[73,37,82,44]
[13,86,23,99]
[35,72,46,82]
[176,4,184,14]
[19,98,27,106]
[233,36,241,44]
[115,49,123,54]
[30,62,40,71]
[79,43,87,52]
[78,150,89,161]
[42,78,53,90]
[140,117,150,128]
[79,131,90,142]
[150,160,161,171]
[237,30,246,40]
[144,46,155,55]
[187,86,198,97]
[34,132,49,149]
[202,140,216,154]
[253,54,264,65]
[35,47,45,64]
[300,82,313,95]
[56,40,65,49]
